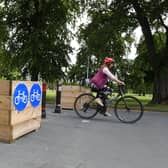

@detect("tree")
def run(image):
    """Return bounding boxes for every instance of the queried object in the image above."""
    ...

[130,0,168,104]
[134,32,166,96]
[0,0,80,81]
[76,0,168,104]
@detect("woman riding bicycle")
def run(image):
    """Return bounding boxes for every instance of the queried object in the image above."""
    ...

[90,57,125,116]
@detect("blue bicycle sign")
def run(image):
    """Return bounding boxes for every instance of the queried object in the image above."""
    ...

[30,83,42,107]
[13,83,28,111]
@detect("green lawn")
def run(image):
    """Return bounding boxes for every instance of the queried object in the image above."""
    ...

[46,89,168,112]
[134,94,168,112]
[46,89,56,104]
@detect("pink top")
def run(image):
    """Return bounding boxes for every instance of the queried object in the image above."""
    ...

[90,67,117,89]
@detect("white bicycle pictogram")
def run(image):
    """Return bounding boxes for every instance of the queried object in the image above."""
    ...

[15,90,28,105]
[31,89,41,102]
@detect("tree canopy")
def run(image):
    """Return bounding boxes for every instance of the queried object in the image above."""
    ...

[0,0,81,81]
[71,0,168,104]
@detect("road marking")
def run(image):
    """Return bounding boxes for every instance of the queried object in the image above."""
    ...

[81,120,90,123]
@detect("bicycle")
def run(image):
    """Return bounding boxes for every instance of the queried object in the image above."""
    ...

[74,85,144,123]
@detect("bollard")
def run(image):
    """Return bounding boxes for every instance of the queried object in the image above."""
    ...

[54,82,62,113]
[42,83,47,118]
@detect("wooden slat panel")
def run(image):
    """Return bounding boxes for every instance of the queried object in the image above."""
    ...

[62,85,90,92]
[11,105,41,125]
[61,103,74,109]
[32,106,41,118]
[62,85,81,91]
[0,80,10,96]
[0,110,10,125]
[0,96,11,110]
[61,97,78,102]
[61,86,90,109]
[0,125,11,141]
[11,117,41,140]
[62,92,83,97]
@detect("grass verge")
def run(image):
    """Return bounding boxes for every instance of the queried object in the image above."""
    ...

[46,90,168,112]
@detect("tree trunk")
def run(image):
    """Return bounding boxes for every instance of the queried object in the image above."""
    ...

[132,1,158,68]
[31,73,38,81]
[31,66,39,81]
[152,67,168,104]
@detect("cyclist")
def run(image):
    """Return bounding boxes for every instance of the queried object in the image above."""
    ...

[90,57,125,116]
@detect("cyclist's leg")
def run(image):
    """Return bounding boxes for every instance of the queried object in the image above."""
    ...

[99,86,109,105]
[91,86,111,117]
[95,88,108,115]
[91,84,104,106]
[99,87,113,117]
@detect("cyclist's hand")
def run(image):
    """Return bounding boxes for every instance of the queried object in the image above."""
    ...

[118,81,125,86]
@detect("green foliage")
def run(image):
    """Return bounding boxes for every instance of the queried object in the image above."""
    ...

[0,0,81,81]
[78,7,135,62]
[133,31,168,94]
[0,51,21,80]
[72,0,168,104]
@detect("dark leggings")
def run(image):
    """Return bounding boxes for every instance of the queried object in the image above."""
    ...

[91,86,106,99]
[91,86,107,112]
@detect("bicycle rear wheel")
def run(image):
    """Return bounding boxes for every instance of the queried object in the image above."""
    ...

[114,95,144,123]
[74,93,98,119]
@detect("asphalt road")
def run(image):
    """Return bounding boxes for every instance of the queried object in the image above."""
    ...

[0,105,167,168]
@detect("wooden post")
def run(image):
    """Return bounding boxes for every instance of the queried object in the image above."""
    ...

[42,83,47,118]
[54,82,62,113]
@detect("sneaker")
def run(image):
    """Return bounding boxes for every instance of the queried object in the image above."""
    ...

[103,112,112,117]
[95,98,104,106]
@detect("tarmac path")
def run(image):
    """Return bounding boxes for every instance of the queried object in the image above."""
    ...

[0,106,167,168]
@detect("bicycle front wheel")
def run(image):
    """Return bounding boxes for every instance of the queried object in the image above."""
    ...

[114,96,144,123]
[74,93,98,119]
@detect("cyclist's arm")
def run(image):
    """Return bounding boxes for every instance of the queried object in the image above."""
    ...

[103,67,125,85]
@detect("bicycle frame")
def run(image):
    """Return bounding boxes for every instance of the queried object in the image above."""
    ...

[104,85,124,106]
[103,85,131,113]
[117,86,130,110]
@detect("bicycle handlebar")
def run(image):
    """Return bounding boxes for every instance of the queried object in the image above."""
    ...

[118,84,125,95]
[103,84,125,96]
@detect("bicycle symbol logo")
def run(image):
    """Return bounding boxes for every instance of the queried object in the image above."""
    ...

[13,84,28,111]
[31,89,41,102]
[30,84,42,107]
[15,90,28,105]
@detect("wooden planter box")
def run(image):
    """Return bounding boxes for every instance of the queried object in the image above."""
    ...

[0,80,42,143]
[61,85,90,109]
